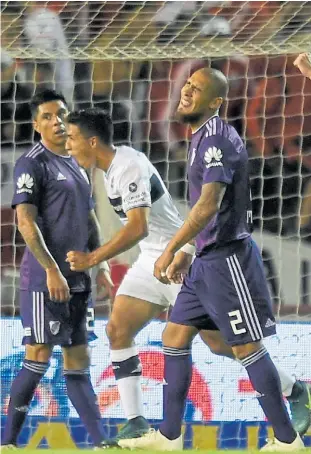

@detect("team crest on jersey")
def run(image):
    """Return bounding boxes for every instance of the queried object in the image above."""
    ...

[129,182,137,193]
[49,321,60,335]
[204,147,223,168]
[16,173,34,194]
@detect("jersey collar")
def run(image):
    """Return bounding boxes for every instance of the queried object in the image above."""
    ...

[40,141,71,159]
[191,114,219,135]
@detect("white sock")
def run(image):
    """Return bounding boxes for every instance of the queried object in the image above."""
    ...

[275,365,295,397]
[110,346,144,420]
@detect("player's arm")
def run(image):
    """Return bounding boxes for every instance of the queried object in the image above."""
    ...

[163,182,226,255]
[12,158,70,302]
[294,53,311,79]
[16,204,59,270]
[91,206,149,265]
[66,160,151,271]
[67,207,149,270]
[155,135,237,283]
[87,209,114,298]
[16,203,70,301]
[88,209,104,252]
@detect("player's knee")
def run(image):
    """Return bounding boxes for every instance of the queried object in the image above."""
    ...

[162,322,197,349]
[232,341,262,361]
[25,344,52,362]
[62,344,90,370]
[199,331,234,358]
[106,320,132,349]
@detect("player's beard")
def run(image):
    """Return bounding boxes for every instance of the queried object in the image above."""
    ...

[175,109,204,125]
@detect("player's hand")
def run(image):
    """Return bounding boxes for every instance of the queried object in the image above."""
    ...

[166,251,193,284]
[66,251,94,271]
[95,268,114,302]
[294,53,311,78]
[154,250,175,284]
[46,267,71,302]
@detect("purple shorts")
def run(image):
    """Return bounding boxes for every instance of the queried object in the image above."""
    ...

[20,291,95,346]
[170,238,276,346]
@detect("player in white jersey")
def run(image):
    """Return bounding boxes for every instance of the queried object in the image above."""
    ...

[65,108,184,439]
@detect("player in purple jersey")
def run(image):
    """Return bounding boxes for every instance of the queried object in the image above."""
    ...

[119,69,306,452]
[2,90,115,449]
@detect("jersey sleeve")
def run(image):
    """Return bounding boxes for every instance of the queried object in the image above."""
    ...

[11,157,44,209]
[118,159,152,213]
[79,167,95,212]
[199,135,239,185]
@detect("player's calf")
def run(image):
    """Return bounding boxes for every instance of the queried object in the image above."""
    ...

[2,357,49,446]
[62,344,109,447]
[107,295,163,433]
[234,341,299,446]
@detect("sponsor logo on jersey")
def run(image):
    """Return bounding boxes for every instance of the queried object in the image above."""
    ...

[129,182,138,193]
[16,173,34,194]
[204,147,223,168]
[49,321,61,335]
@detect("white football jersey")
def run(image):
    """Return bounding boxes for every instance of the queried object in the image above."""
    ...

[104,146,183,253]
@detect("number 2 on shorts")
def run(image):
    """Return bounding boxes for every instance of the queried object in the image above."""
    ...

[228,309,246,335]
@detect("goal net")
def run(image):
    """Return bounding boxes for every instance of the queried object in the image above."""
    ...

[1,0,311,450]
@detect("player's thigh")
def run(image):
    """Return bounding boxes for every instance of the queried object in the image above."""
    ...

[107,295,164,342]
[62,344,90,370]
[67,292,90,347]
[199,328,234,358]
[169,261,212,334]
[24,344,53,362]
[116,253,174,309]
[20,289,71,348]
[162,322,198,349]
[197,238,276,347]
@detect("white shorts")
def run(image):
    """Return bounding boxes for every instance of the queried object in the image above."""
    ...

[116,252,181,308]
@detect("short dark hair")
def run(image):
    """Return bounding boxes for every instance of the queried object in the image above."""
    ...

[30,89,68,117]
[67,108,113,145]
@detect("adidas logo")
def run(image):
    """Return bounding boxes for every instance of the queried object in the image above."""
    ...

[57,172,66,181]
[15,405,29,412]
[265,318,275,328]
[204,147,223,168]
[16,173,34,194]
[254,391,265,398]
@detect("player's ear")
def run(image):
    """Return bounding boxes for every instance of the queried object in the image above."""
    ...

[33,118,40,134]
[89,136,97,148]
[209,97,223,110]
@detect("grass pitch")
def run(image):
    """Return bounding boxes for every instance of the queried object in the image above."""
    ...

[16,450,311,454]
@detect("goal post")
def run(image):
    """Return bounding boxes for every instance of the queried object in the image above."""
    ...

[1,0,311,450]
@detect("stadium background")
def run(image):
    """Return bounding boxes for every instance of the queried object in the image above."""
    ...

[1,1,311,450]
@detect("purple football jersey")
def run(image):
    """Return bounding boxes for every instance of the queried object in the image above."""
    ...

[12,142,94,293]
[187,116,252,254]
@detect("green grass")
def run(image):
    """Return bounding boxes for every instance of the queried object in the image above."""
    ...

[11,450,311,454]
[12,451,261,454]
